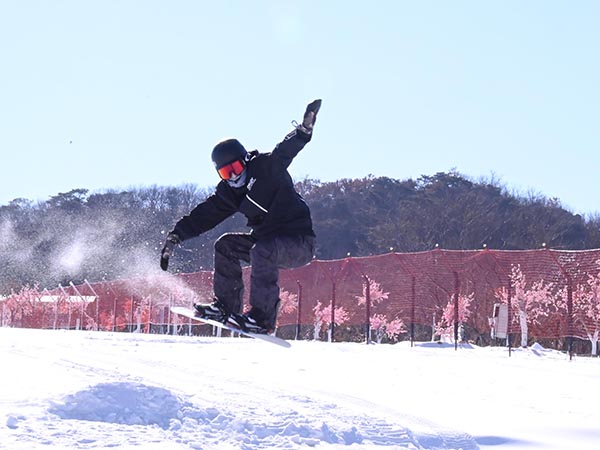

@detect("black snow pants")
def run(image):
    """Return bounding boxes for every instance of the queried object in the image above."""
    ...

[213,233,315,329]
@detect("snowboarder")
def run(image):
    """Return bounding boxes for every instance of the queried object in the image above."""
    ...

[160,99,322,334]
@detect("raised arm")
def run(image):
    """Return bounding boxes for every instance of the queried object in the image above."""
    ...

[272,99,322,169]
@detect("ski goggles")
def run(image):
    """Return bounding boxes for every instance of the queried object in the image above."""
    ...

[217,159,245,181]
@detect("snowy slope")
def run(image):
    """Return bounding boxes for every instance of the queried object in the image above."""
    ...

[1,328,599,449]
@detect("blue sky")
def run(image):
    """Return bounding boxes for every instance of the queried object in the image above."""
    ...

[1,1,599,216]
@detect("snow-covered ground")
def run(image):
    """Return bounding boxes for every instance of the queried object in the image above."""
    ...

[1,328,598,450]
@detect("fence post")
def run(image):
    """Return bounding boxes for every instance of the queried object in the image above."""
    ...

[507,277,512,357]
[53,297,59,330]
[58,284,72,330]
[295,281,302,341]
[330,280,336,343]
[170,295,177,336]
[70,281,86,331]
[68,300,73,330]
[364,275,371,344]
[84,279,100,331]
[453,271,459,351]
[410,276,416,347]
[567,276,573,361]
[112,293,117,332]
[166,294,172,335]
[130,297,135,332]
[147,296,153,334]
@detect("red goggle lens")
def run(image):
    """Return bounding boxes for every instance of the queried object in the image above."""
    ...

[217,159,245,180]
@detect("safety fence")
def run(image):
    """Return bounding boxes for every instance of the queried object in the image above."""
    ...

[2,248,600,354]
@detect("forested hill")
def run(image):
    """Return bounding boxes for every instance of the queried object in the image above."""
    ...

[302,172,599,258]
[1,171,599,292]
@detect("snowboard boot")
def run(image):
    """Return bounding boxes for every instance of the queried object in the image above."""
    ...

[193,299,229,322]
[227,313,273,335]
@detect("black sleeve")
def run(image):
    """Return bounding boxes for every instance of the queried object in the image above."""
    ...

[271,127,312,170]
[172,183,237,241]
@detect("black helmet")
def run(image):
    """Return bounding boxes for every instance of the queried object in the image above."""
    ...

[211,138,247,169]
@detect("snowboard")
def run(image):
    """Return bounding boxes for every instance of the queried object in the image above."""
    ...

[170,306,291,348]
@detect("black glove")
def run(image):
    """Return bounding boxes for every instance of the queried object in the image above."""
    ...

[299,99,322,133]
[160,232,181,271]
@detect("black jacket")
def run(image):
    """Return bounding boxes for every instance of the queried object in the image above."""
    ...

[173,128,315,241]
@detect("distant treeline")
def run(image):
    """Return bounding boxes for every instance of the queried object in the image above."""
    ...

[1,171,599,293]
